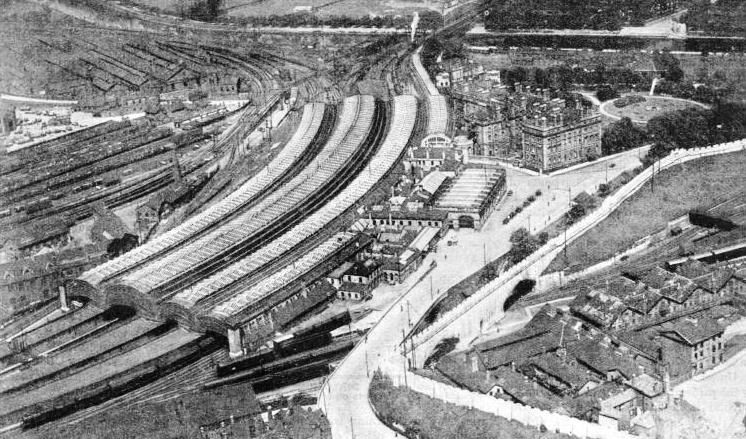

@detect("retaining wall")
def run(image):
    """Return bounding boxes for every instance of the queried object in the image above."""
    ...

[379,362,636,439]
[409,140,746,362]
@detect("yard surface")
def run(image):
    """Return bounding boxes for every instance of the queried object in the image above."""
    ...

[676,348,746,438]
[545,150,746,274]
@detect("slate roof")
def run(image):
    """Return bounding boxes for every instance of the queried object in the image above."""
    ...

[691,269,737,294]
[613,330,660,360]
[419,171,450,195]
[475,307,579,369]
[658,316,724,346]
[337,282,368,294]
[628,373,663,398]
[521,352,597,389]
[564,382,628,418]
[493,365,565,411]
[634,267,700,304]
[570,288,627,329]
[565,338,643,380]
[436,354,499,394]
[344,260,379,278]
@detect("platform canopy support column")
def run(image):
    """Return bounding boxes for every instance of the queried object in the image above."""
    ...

[59,285,69,312]
[228,327,244,358]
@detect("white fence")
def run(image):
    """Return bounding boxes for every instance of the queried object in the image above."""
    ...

[380,362,636,439]
[409,140,746,361]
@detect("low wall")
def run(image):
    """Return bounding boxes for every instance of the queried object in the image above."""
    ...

[536,234,652,291]
[379,362,636,439]
[409,140,746,362]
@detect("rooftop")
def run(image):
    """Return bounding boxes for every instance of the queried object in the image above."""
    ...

[493,365,565,412]
[521,352,597,390]
[437,354,500,394]
[658,316,724,346]
[565,338,643,380]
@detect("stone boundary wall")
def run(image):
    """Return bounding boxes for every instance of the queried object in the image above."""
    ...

[379,362,637,439]
[409,140,746,361]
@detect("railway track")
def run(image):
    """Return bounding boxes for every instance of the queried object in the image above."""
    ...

[151,100,388,303]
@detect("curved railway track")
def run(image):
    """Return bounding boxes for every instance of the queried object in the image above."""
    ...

[150,100,388,303]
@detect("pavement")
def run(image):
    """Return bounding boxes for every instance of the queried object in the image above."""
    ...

[322,147,646,437]
[675,333,746,437]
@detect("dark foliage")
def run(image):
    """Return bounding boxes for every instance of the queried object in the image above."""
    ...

[188,0,222,22]
[423,337,460,369]
[504,279,536,311]
[506,228,542,264]
[601,117,647,155]
[596,85,620,102]
[484,0,677,31]
[683,0,746,37]
[652,50,684,82]
[643,101,746,164]
[106,233,139,258]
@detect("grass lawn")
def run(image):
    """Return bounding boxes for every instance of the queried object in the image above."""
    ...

[369,371,572,439]
[545,150,746,274]
[602,94,707,123]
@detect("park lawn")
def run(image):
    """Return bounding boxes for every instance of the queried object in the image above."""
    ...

[545,149,746,274]
[604,95,705,123]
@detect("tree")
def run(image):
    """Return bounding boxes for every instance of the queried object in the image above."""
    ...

[566,204,586,224]
[504,66,528,85]
[597,183,611,197]
[653,50,684,82]
[601,117,646,155]
[507,228,542,264]
[596,85,620,102]
[647,108,712,149]
[534,68,550,88]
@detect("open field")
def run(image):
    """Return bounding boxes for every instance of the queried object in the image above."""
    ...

[128,0,442,18]
[545,149,746,273]
[601,94,708,124]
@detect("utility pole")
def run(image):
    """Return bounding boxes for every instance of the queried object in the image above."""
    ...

[563,227,568,261]
[605,161,609,184]
[410,336,417,370]
[407,300,411,327]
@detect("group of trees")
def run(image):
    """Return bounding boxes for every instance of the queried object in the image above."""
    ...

[652,50,684,82]
[602,100,746,163]
[421,35,464,74]
[644,101,746,163]
[655,80,719,104]
[180,8,443,29]
[500,64,649,90]
[682,0,746,37]
[484,0,678,31]
[602,117,646,155]
[506,228,548,265]
[596,85,620,102]
[186,0,222,22]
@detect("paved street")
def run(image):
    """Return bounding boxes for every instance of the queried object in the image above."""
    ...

[322,147,646,437]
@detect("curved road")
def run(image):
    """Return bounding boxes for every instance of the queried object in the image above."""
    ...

[321,147,647,437]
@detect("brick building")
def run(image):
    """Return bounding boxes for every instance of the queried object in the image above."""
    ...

[0,244,108,319]
[521,109,602,173]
